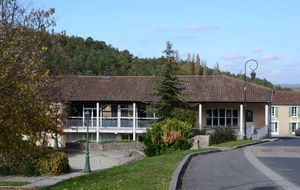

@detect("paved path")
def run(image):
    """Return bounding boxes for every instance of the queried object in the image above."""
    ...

[251,137,300,188]
[182,149,282,190]
[0,149,143,189]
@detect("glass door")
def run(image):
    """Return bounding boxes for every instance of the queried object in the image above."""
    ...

[271,122,279,135]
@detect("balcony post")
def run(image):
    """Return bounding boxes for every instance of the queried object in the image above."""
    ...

[199,103,202,129]
[96,102,99,142]
[239,104,244,139]
[117,104,121,128]
[133,102,136,141]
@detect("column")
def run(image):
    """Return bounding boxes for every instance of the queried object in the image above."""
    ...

[82,104,85,127]
[117,104,121,128]
[265,104,269,126]
[96,102,99,142]
[198,104,202,129]
[240,104,244,138]
[133,103,136,141]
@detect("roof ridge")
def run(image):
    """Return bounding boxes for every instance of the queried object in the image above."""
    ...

[221,75,272,91]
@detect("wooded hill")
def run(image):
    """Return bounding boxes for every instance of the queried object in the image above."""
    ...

[46,34,289,90]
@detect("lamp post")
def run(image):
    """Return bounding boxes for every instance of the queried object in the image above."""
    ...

[244,59,258,139]
[84,110,91,173]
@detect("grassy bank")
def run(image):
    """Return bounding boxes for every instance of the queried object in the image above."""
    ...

[46,149,213,190]
[0,181,31,187]
[214,140,254,148]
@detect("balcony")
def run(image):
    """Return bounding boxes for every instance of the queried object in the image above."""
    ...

[65,117,157,129]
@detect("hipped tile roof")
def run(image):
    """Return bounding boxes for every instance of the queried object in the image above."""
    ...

[272,91,300,105]
[61,75,272,103]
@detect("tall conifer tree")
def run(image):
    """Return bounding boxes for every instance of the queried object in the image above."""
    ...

[155,42,184,119]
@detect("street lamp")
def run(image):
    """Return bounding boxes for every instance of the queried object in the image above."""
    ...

[84,110,91,173]
[244,59,258,139]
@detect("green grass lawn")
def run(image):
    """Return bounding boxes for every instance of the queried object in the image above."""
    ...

[0,181,31,187]
[46,149,213,190]
[214,139,255,148]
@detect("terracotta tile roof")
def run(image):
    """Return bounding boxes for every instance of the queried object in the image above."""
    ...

[61,75,272,103]
[272,91,300,105]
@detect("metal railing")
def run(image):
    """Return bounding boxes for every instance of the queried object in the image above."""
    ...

[65,117,157,128]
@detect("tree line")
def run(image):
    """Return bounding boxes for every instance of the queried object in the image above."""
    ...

[45,35,289,90]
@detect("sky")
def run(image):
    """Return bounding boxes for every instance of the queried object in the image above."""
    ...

[31,0,300,84]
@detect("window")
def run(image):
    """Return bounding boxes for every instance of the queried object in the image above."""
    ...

[120,104,133,117]
[291,122,297,133]
[271,107,275,117]
[291,107,298,117]
[271,122,278,133]
[206,109,238,127]
[102,104,118,118]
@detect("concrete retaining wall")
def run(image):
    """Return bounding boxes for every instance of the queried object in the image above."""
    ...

[66,142,145,152]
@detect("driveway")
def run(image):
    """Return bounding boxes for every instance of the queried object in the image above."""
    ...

[251,137,300,187]
[182,149,282,190]
[182,138,300,190]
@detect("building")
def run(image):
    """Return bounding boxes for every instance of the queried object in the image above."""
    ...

[271,91,300,136]
[60,75,273,145]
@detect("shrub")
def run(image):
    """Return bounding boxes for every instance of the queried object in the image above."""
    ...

[0,149,69,176]
[191,128,206,137]
[210,127,237,144]
[171,108,197,126]
[142,118,192,156]
[35,151,69,176]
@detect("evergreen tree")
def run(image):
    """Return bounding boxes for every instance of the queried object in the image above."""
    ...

[213,62,221,75]
[196,54,202,75]
[203,61,208,75]
[155,42,184,119]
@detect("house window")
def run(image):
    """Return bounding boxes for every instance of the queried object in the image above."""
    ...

[271,107,275,117]
[206,109,238,127]
[120,104,133,117]
[291,122,297,133]
[271,122,278,133]
[291,107,298,117]
[102,104,118,118]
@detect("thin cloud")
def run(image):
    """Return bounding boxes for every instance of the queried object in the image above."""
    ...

[156,27,169,33]
[221,53,246,61]
[134,22,148,28]
[259,54,280,61]
[175,35,197,40]
[251,48,262,53]
[181,24,216,32]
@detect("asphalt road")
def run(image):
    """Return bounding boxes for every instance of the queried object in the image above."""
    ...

[182,149,282,190]
[254,137,300,187]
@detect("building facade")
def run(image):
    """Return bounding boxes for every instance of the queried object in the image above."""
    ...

[271,91,300,136]
[60,75,273,145]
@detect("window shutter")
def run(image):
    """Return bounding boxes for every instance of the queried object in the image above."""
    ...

[298,122,300,129]
[275,107,279,117]
[298,107,300,117]
[289,107,292,117]
[289,123,292,134]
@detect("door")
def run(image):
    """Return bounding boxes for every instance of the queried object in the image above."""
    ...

[271,122,279,135]
[245,110,254,137]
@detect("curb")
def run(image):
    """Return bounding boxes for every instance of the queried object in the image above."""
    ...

[168,149,220,190]
[169,139,276,190]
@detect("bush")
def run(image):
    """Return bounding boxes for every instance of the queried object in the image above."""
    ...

[171,108,197,126]
[142,118,192,156]
[191,128,206,137]
[35,151,69,176]
[210,127,237,144]
[0,149,69,176]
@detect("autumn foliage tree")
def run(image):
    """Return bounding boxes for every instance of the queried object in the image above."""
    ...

[0,0,63,168]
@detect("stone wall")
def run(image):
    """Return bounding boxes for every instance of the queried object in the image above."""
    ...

[66,142,145,152]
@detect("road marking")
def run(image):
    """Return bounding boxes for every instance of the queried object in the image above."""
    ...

[244,147,300,190]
